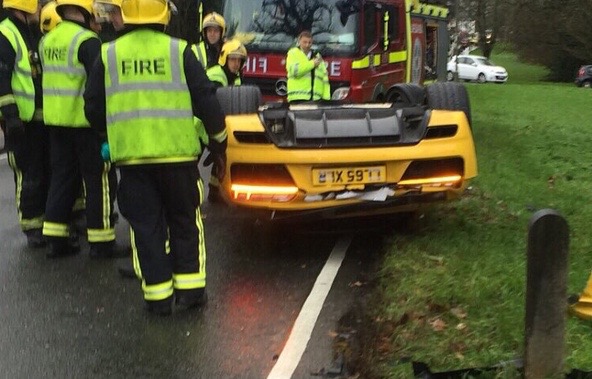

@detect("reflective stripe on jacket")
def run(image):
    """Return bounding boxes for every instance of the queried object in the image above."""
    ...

[103,29,200,165]
[206,65,241,87]
[0,18,35,121]
[40,21,96,127]
[285,46,330,102]
[191,42,208,68]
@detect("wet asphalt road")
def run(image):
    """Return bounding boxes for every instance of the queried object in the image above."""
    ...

[0,152,393,379]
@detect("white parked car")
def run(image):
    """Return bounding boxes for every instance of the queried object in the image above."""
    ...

[447,55,508,83]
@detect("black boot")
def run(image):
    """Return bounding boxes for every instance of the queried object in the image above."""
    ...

[46,237,80,259]
[145,298,173,316]
[25,228,47,249]
[89,241,130,259]
[175,288,208,311]
[207,184,224,203]
[117,258,138,279]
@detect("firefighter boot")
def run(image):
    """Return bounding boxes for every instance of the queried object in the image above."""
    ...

[570,272,592,320]
[117,258,139,279]
[46,236,80,259]
[25,228,47,249]
[207,184,224,203]
[89,241,130,259]
[175,288,208,311]
[145,297,173,317]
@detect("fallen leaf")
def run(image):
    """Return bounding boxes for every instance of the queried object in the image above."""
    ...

[456,323,467,331]
[430,318,446,331]
[450,307,467,319]
[349,281,364,288]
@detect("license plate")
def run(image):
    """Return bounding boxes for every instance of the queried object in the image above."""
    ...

[312,166,386,186]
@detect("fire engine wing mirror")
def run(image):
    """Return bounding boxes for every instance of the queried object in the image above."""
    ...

[336,0,361,26]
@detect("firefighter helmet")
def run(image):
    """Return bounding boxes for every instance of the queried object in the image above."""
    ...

[93,0,122,23]
[121,0,171,26]
[40,1,61,33]
[55,0,94,15]
[2,0,38,14]
[219,39,247,67]
[202,12,225,36]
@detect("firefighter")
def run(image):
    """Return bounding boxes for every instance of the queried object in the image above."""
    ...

[40,0,120,259]
[84,0,227,316]
[203,38,246,203]
[191,11,224,69]
[40,1,61,34]
[92,0,123,37]
[285,30,330,103]
[0,0,52,249]
[207,39,247,87]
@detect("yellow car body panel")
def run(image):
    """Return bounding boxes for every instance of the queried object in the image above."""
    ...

[219,106,477,218]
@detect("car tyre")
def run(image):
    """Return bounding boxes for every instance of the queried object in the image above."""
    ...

[216,85,262,115]
[446,71,455,82]
[385,83,426,107]
[426,82,472,128]
[583,81,592,88]
[477,73,487,83]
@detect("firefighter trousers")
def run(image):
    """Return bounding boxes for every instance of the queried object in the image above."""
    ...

[2,120,50,232]
[117,162,206,304]
[43,127,116,244]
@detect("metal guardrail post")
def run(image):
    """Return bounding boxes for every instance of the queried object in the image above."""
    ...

[524,209,569,379]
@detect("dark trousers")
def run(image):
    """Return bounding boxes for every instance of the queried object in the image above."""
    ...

[43,127,116,243]
[2,120,50,231]
[118,162,206,298]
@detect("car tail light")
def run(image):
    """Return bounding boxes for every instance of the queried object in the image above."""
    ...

[398,158,464,188]
[230,164,298,202]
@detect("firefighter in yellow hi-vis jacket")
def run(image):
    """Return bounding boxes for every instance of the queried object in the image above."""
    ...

[40,0,119,259]
[84,0,227,316]
[191,11,224,69]
[0,0,51,249]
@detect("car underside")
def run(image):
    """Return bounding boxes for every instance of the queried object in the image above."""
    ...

[215,83,477,221]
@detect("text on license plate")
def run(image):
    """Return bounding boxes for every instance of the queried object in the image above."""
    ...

[312,166,386,186]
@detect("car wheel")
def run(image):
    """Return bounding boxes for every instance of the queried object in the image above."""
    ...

[584,81,592,88]
[426,82,472,128]
[477,73,487,83]
[385,83,426,107]
[216,85,262,115]
[446,71,455,81]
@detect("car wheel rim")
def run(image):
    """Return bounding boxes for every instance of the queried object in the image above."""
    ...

[478,74,486,83]
[447,72,454,81]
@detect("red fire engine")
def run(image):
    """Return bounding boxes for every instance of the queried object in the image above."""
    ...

[217,0,449,102]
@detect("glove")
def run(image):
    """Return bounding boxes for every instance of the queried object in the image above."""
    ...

[100,141,111,162]
[4,118,24,151]
[203,151,226,183]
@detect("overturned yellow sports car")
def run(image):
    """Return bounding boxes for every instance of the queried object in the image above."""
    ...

[215,83,477,220]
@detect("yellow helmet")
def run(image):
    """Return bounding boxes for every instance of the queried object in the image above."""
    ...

[2,0,38,14]
[219,39,247,67]
[40,1,61,33]
[121,0,171,26]
[55,0,95,15]
[202,12,225,36]
[93,0,122,23]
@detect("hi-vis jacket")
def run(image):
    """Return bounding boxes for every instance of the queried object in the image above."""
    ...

[285,47,330,102]
[0,18,36,122]
[207,65,241,87]
[40,21,97,127]
[83,27,227,166]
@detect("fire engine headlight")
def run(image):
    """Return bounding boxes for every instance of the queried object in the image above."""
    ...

[332,87,350,101]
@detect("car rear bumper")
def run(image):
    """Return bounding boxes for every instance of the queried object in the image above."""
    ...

[219,109,477,217]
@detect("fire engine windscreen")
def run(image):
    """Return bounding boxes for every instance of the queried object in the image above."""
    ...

[223,0,359,56]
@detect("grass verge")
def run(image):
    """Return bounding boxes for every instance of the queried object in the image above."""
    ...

[361,52,592,378]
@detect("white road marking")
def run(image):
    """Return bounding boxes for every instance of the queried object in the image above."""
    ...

[267,234,353,379]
